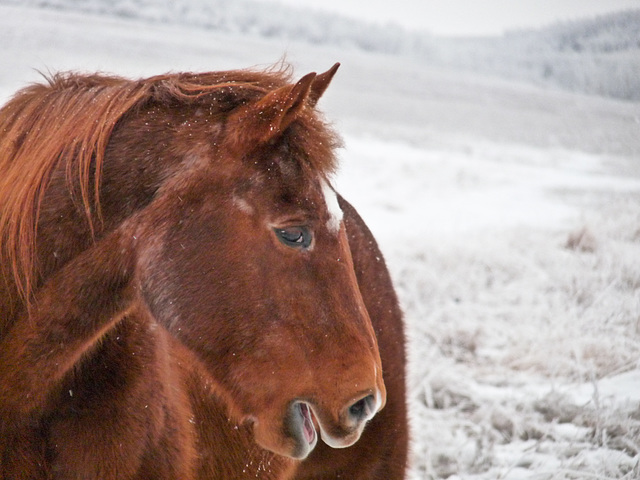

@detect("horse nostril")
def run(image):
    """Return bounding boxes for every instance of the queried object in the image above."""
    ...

[348,394,375,422]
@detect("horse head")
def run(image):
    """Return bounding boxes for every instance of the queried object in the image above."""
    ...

[113,64,387,459]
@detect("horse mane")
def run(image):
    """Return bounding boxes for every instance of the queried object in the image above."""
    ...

[0,65,333,307]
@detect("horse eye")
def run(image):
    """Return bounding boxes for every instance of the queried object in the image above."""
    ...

[274,226,312,249]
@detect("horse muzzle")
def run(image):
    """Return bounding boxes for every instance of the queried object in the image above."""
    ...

[286,387,384,458]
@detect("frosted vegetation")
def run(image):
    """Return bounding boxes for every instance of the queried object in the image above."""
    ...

[337,136,640,478]
[1,1,639,478]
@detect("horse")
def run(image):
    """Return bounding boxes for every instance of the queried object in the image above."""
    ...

[0,63,408,479]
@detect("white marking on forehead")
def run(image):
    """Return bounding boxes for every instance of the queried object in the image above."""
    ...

[321,179,343,234]
[232,195,254,215]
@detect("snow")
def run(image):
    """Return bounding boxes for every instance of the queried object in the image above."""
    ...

[2,3,639,478]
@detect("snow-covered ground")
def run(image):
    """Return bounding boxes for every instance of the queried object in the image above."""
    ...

[2,4,639,478]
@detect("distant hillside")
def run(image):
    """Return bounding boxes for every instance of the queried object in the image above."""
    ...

[1,0,430,56]
[3,0,639,101]
[433,10,640,101]
[535,9,640,53]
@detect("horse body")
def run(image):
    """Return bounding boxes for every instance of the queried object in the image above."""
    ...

[0,65,407,479]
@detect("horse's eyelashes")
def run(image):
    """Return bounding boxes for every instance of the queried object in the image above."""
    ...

[274,226,312,249]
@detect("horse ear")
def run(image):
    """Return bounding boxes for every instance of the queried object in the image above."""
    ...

[264,71,317,135]
[228,72,317,148]
[308,63,340,107]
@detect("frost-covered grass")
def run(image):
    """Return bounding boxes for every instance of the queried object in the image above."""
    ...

[1,4,639,478]
[402,221,640,478]
[336,134,640,478]
[334,133,640,478]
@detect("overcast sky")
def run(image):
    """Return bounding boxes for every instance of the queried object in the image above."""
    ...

[253,0,640,36]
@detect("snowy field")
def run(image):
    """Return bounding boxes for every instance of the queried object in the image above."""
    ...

[2,4,639,478]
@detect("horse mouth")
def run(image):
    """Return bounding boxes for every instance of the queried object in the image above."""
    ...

[299,402,316,445]
[287,401,318,459]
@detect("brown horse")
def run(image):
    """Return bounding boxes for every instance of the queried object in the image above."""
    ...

[0,64,407,479]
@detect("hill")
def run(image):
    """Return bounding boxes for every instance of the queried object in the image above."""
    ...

[2,0,638,100]
[434,10,640,100]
